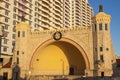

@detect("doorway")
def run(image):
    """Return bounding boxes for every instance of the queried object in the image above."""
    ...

[3,72,8,80]
[69,67,74,75]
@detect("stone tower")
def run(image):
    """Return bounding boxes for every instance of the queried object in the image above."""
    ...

[92,5,116,76]
[14,22,31,77]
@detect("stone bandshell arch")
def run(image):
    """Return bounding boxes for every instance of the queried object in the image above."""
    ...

[29,37,90,75]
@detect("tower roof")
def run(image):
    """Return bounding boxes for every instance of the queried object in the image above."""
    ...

[99,4,103,12]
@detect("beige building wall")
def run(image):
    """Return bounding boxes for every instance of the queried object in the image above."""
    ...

[92,6,116,76]
[11,5,116,78]
[13,22,94,78]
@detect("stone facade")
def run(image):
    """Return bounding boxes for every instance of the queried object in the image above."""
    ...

[10,10,116,79]
[0,6,116,79]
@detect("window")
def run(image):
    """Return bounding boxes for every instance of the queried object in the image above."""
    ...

[14,1,16,5]
[30,10,32,13]
[13,21,16,25]
[14,8,16,12]
[12,41,15,46]
[18,31,20,37]
[95,48,97,53]
[3,47,7,52]
[5,18,8,22]
[13,26,16,32]
[22,31,25,37]
[4,39,7,44]
[12,47,14,53]
[100,47,103,51]
[5,11,8,15]
[12,34,16,39]
[105,24,108,30]
[5,3,9,8]
[4,31,8,37]
[99,23,102,30]
[100,55,104,62]
[17,51,19,55]
[106,48,109,51]
[13,14,16,19]
[4,25,8,30]
[30,4,32,8]
[17,57,19,64]
[94,24,97,31]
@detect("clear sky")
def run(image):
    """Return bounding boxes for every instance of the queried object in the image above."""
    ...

[89,0,120,56]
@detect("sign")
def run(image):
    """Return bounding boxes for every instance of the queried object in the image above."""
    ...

[53,31,62,41]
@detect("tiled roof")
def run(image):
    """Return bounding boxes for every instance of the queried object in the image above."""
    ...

[2,61,12,68]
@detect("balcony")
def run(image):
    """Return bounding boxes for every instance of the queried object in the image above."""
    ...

[0,2,9,10]
[0,10,5,15]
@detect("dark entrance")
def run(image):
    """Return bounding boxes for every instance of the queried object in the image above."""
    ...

[69,67,74,75]
[3,72,8,80]
[12,64,20,80]
[101,72,104,78]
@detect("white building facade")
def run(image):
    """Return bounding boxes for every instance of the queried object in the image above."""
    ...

[0,0,93,58]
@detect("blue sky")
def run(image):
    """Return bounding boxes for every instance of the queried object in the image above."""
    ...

[89,0,120,55]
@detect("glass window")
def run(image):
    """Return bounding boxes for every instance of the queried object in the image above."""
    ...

[100,47,103,52]
[5,3,9,8]
[12,47,14,53]
[12,41,15,46]
[14,1,16,5]
[22,31,25,37]
[13,21,16,25]
[4,25,8,30]
[95,48,97,52]
[4,39,7,44]
[106,48,109,51]
[105,24,108,30]
[3,47,7,52]
[5,18,8,22]
[13,26,16,32]
[100,55,104,62]
[30,4,32,8]
[17,58,19,64]
[12,34,16,39]
[5,11,8,15]
[18,31,20,37]
[14,8,16,12]
[30,10,32,13]
[94,24,97,31]
[4,31,8,37]
[13,14,16,19]
[17,51,19,55]
[99,23,102,30]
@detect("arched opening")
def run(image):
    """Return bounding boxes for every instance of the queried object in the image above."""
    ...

[30,39,89,76]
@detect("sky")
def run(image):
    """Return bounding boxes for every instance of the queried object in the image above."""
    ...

[89,0,120,56]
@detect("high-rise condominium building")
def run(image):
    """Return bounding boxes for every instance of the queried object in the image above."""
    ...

[70,0,93,27]
[0,0,93,57]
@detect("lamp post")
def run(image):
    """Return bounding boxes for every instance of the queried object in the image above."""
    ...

[60,59,64,76]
